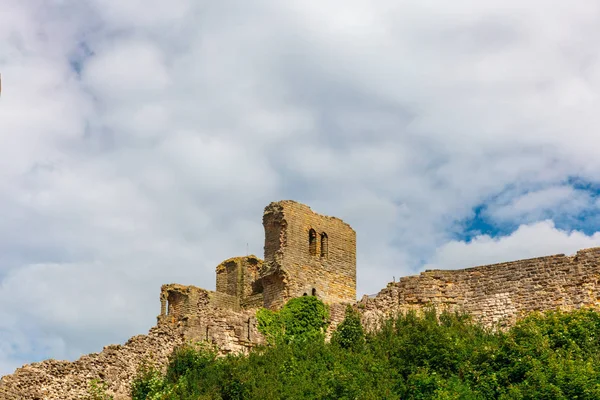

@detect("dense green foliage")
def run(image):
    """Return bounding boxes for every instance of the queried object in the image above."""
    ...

[132,301,600,400]
[256,296,330,345]
[331,305,364,351]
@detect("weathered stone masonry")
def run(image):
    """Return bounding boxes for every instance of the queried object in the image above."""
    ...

[0,325,184,400]
[361,247,600,330]
[157,283,264,353]
[260,200,357,309]
[3,199,600,399]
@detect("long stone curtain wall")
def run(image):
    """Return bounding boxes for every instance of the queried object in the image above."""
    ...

[360,247,600,330]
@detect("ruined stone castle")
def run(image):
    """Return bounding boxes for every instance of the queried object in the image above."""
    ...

[3,200,600,399]
[159,200,356,323]
[152,200,357,356]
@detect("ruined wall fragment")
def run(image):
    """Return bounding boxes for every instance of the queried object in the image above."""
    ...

[215,255,263,306]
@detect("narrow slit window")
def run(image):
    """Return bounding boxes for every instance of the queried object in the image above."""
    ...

[320,232,328,258]
[309,229,317,256]
[312,288,317,296]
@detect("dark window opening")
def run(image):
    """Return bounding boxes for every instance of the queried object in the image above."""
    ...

[320,232,328,258]
[309,229,317,256]
[312,288,317,296]
[303,292,307,296]
[252,279,264,294]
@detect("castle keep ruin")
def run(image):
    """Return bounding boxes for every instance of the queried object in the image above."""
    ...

[3,200,600,399]
[260,200,356,308]
[158,200,356,321]
[153,200,356,355]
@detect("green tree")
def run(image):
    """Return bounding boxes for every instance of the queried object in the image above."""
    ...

[130,360,166,400]
[332,305,365,351]
[257,296,330,344]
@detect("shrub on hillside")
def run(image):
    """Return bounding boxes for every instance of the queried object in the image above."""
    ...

[257,296,330,344]
[332,305,365,351]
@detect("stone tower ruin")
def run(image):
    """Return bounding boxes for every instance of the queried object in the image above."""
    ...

[158,200,357,323]
[260,200,357,309]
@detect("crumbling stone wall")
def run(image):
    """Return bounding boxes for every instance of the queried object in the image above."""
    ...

[1,285,266,400]
[241,293,264,309]
[158,284,265,353]
[260,201,356,309]
[215,255,263,306]
[361,247,600,330]
[0,325,183,400]
[6,245,600,399]
[159,283,242,318]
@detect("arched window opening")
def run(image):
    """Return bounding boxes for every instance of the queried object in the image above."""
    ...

[309,229,317,256]
[320,232,328,258]
[312,288,317,296]
[303,292,307,296]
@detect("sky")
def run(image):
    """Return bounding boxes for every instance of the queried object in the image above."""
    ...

[2,0,600,376]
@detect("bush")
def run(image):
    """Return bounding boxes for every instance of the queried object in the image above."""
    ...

[165,342,217,384]
[130,360,165,400]
[332,305,365,351]
[257,296,329,344]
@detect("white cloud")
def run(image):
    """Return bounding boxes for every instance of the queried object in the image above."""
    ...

[84,0,194,31]
[485,186,595,223]
[2,0,600,376]
[83,39,171,102]
[426,220,600,271]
